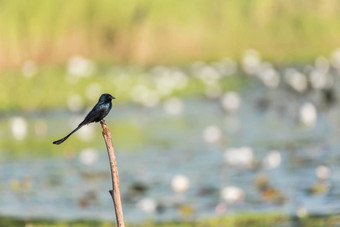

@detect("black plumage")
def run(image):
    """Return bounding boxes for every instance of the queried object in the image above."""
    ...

[53,93,115,145]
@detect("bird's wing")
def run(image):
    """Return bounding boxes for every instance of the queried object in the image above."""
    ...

[80,104,105,125]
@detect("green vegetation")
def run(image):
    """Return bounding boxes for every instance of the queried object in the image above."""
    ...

[0,65,244,111]
[0,0,340,68]
[2,213,339,227]
[1,2,339,223]
[0,64,244,157]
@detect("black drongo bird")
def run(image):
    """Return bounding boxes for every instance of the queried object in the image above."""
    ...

[53,93,115,145]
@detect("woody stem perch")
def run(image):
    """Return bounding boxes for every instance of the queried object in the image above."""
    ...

[100,120,125,227]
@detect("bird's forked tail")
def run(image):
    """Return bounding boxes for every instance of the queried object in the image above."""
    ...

[53,124,83,145]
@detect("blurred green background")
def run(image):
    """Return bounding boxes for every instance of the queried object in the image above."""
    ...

[1,0,340,67]
[1,0,340,110]
[1,1,340,226]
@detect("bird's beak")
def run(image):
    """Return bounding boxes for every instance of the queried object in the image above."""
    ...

[111,96,116,99]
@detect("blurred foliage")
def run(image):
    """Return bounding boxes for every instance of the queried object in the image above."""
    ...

[1,213,340,227]
[0,63,244,156]
[0,65,244,111]
[0,0,340,67]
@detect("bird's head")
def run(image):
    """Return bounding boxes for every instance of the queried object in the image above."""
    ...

[99,93,116,102]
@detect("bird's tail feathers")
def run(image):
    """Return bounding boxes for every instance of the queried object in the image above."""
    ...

[52,124,82,145]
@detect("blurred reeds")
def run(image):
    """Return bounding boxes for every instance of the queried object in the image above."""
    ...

[1,0,340,68]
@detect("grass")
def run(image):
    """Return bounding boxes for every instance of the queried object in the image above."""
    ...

[0,0,340,68]
[1,213,340,227]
